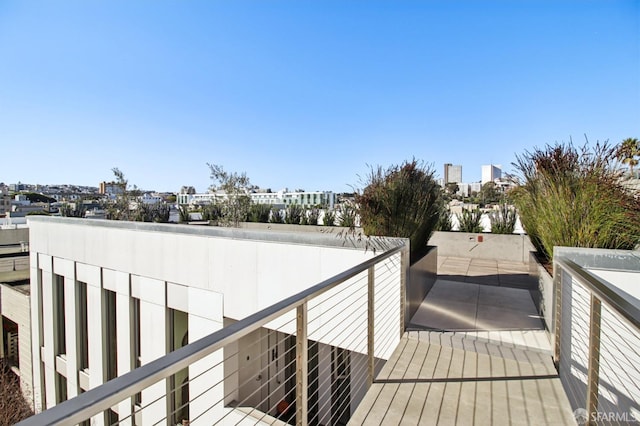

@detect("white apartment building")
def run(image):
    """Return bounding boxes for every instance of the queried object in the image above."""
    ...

[456,183,470,197]
[27,217,401,425]
[469,182,482,194]
[481,164,502,185]
[443,164,462,184]
[178,189,335,209]
[138,193,162,205]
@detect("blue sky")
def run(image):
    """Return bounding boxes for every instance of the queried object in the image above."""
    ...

[1,1,638,193]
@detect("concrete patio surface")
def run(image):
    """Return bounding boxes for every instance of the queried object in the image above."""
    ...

[409,280,544,330]
[437,256,535,288]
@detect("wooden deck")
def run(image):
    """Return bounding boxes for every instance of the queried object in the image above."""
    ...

[350,332,575,425]
[349,258,575,425]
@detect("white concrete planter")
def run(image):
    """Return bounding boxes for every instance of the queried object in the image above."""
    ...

[428,231,534,263]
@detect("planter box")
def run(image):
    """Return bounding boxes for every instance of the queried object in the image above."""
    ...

[407,246,437,323]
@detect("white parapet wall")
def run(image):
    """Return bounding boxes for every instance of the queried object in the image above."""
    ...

[428,231,535,263]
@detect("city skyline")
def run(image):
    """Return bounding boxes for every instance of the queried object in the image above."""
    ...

[2,161,496,194]
[1,1,638,193]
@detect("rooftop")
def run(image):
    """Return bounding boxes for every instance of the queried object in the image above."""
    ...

[14,219,640,425]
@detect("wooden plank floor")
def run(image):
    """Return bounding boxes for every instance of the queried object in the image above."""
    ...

[349,332,575,425]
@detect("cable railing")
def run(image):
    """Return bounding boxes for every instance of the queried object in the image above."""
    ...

[553,252,640,425]
[18,241,409,426]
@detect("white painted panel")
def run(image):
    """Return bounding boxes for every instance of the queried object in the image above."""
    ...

[40,270,56,408]
[189,315,223,425]
[188,287,223,321]
[63,275,79,398]
[87,284,104,390]
[101,268,118,292]
[116,292,133,425]
[132,275,165,306]
[76,263,101,288]
[140,300,167,424]
[167,282,188,312]
[53,257,74,279]
[38,253,52,272]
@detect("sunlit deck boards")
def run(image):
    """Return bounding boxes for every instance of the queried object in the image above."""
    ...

[349,333,575,425]
[350,263,575,426]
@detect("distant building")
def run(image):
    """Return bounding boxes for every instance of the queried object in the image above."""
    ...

[0,226,33,407]
[469,182,483,194]
[139,193,162,205]
[456,183,471,197]
[0,184,11,216]
[98,181,123,196]
[444,164,462,184]
[178,188,336,209]
[9,183,25,192]
[481,164,502,185]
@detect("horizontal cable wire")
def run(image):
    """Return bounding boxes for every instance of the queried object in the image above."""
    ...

[52,250,405,425]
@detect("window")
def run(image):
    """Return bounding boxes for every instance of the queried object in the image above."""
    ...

[77,281,89,370]
[170,309,189,424]
[1,316,19,367]
[54,274,66,355]
[133,298,141,406]
[56,373,67,404]
[104,290,117,381]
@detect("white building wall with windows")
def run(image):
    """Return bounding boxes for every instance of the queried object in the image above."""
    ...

[27,217,400,423]
[178,189,336,209]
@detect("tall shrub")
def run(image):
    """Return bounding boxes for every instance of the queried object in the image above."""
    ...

[356,159,442,260]
[207,163,252,227]
[248,204,271,223]
[323,210,336,226]
[457,208,483,233]
[437,206,453,231]
[0,360,33,424]
[178,205,190,223]
[489,204,517,234]
[337,205,357,228]
[201,204,222,222]
[269,208,284,224]
[304,209,320,225]
[512,141,640,261]
[285,204,304,224]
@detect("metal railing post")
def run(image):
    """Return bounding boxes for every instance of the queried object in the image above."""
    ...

[296,303,308,426]
[553,262,562,367]
[587,294,602,423]
[400,244,410,335]
[367,266,375,387]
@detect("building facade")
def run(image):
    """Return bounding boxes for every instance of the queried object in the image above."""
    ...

[443,163,462,184]
[481,164,502,184]
[98,182,124,196]
[27,217,400,424]
[178,189,336,210]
